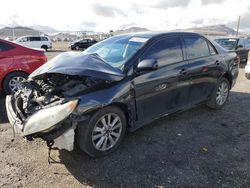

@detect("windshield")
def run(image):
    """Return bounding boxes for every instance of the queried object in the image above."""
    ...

[214,38,238,50]
[83,35,149,69]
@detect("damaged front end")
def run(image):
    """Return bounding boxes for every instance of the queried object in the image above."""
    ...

[5,53,125,152]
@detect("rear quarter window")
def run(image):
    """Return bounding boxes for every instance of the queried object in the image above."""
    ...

[41,37,49,41]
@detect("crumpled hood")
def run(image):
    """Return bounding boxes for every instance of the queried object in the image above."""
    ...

[29,52,125,81]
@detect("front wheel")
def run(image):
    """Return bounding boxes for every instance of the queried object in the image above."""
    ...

[207,78,230,109]
[3,72,28,94]
[76,106,127,157]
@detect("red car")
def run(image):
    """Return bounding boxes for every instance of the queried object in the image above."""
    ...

[0,39,47,94]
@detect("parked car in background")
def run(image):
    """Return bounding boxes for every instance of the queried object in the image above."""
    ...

[15,36,52,51]
[0,39,47,93]
[6,32,239,157]
[214,37,250,62]
[69,38,97,50]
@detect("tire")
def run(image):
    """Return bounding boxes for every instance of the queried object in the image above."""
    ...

[3,72,28,94]
[246,73,250,79]
[76,106,127,157]
[75,46,80,50]
[41,45,48,52]
[206,77,230,109]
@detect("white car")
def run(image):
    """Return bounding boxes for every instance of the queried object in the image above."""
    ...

[15,36,52,51]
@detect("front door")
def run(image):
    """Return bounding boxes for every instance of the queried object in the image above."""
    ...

[133,36,191,122]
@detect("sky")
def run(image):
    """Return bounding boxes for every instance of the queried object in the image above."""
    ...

[0,0,250,32]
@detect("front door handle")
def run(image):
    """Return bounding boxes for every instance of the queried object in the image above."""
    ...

[179,68,188,75]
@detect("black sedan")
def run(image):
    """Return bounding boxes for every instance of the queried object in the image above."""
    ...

[69,38,97,50]
[214,37,250,62]
[6,32,239,157]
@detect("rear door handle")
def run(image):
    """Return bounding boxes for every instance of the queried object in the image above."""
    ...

[215,60,220,65]
[179,68,188,75]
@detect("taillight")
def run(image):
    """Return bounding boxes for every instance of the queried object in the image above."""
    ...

[31,55,47,62]
[236,55,240,64]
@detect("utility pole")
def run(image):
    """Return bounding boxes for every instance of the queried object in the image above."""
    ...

[236,16,241,36]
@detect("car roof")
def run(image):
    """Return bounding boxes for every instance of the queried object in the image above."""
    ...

[115,31,203,39]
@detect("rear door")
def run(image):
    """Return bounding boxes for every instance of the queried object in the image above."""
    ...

[182,34,222,104]
[133,36,191,122]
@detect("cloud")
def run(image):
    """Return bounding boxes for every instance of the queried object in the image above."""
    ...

[119,23,137,30]
[227,13,250,31]
[81,21,97,30]
[201,0,226,5]
[191,19,204,25]
[154,0,191,9]
[91,3,126,17]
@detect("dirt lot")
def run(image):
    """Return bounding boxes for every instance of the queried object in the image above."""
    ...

[1,50,250,187]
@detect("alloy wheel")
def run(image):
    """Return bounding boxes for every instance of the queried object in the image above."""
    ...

[92,113,122,151]
[8,76,26,93]
[216,81,229,106]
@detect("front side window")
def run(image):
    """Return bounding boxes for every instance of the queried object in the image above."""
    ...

[184,36,210,59]
[142,37,183,67]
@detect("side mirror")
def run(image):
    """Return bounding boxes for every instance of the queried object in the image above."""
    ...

[137,59,158,71]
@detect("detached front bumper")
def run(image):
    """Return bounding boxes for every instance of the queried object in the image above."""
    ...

[5,95,78,151]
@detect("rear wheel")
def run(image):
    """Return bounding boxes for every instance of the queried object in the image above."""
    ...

[207,78,230,109]
[76,106,127,157]
[41,45,48,51]
[3,72,28,94]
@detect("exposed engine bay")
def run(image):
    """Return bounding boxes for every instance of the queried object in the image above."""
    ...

[15,73,104,118]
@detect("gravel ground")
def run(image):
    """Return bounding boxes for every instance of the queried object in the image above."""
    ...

[0,53,250,187]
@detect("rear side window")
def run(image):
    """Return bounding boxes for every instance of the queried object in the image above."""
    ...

[184,36,210,59]
[142,37,183,67]
[30,37,41,41]
[0,42,15,52]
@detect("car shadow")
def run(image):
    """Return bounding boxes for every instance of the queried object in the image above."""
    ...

[58,91,250,187]
[47,50,66,53]
[0,92,8,124]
